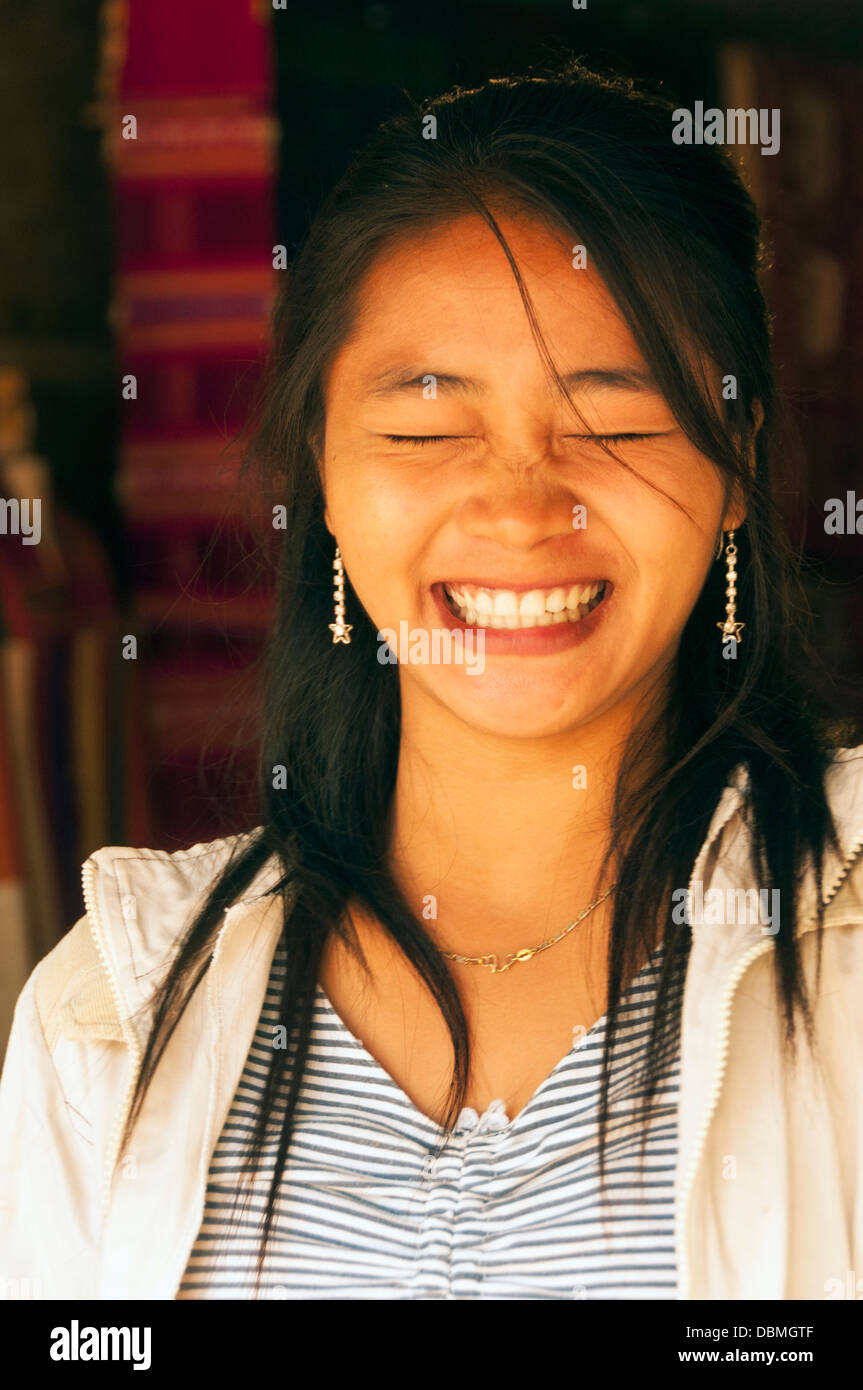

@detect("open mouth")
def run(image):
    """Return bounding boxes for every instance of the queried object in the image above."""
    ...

[440,579,610,629]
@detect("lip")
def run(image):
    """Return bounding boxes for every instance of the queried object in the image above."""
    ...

[429,580,614,656]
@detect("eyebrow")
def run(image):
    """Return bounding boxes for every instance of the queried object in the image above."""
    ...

[363,364,661,399]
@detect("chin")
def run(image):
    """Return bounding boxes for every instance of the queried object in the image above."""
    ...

[414,662,621,740]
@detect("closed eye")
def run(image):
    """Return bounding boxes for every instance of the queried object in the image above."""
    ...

[383,435,461,446]
[564,432,672,444]
[382,431,672,448]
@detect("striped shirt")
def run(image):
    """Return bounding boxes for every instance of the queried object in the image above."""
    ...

[178,938,684,1300]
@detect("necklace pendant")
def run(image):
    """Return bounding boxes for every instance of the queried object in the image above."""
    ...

[442,883,617,974]
[500,948,535,973]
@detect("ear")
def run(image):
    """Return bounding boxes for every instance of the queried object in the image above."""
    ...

[722,397,763,532]
[308,420,329,518]
[310,436,333,537]
[722,482,747,534]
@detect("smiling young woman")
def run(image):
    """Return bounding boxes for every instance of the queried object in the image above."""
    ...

[2,59,862,1304]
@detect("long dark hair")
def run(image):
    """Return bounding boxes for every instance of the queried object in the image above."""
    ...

[121,58,846,1286]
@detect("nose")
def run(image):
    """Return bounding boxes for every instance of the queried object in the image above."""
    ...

[457,437,578,548]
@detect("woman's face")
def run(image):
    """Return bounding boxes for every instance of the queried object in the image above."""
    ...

[320,211,743,739]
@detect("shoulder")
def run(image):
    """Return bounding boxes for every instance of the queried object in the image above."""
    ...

[808,745,863,928]
[33,827,275,1049]
[823,745,863,897]
[33,914,121,1052]
[824,742,863,820]
[82,826,268,906]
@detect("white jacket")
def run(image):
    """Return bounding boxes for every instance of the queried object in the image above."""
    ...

[2,748,863,1301]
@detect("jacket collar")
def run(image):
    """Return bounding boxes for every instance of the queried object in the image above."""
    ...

[81,831,284,1046]
[693,747,863,928]
[82,748,863,1040]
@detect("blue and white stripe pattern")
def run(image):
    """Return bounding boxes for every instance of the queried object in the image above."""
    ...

[178,938,684,1300]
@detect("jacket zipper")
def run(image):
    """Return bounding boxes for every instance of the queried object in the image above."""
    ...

[675,826,863,1299]
[83,855,245,1241]
[82,858,144,1230]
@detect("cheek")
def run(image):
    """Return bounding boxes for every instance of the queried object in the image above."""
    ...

[325,450,442,557]
[612,472,719,626]
[622,526,713,656]
[620,451,723,558]
[322,459,438,627]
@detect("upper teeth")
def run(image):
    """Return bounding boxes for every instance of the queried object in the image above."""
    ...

[445,581,604,617]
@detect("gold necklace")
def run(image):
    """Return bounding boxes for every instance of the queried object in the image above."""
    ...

[438,883,617,975]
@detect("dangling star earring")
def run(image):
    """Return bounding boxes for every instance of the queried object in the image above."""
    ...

[716,529,744,646]
[329,543,352,644]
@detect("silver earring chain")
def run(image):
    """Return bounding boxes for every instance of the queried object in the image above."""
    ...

[329,544,353,644]
[716,530,744,646]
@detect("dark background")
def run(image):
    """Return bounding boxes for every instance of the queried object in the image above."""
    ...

[1,0,861,580]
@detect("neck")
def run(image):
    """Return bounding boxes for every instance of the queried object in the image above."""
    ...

[386,683,665,952]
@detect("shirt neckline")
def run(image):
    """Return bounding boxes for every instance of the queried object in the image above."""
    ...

[309,938,670,1141]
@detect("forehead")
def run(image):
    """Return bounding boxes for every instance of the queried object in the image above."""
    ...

[327,212,644,397]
